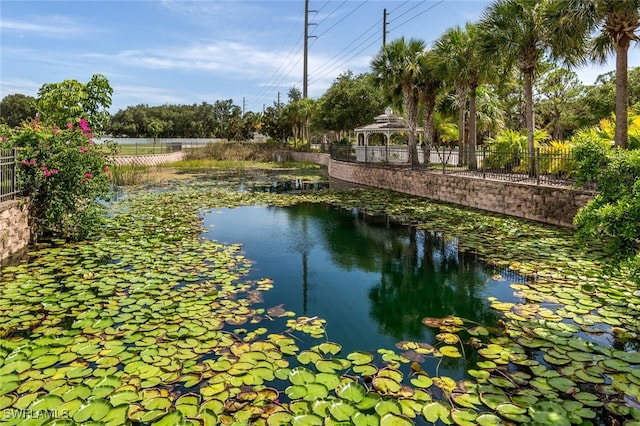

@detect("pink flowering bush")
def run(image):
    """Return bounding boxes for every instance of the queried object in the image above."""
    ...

[0,117,118,241]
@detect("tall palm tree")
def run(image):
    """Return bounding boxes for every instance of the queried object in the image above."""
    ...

[434,26,470,163]
[371,37,426,166]
[546,0,640,148]
[435,22,494,169]
[416,49,444,151]
[479,0,550,176]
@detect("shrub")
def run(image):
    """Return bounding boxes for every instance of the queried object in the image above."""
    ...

[0,118,117,241]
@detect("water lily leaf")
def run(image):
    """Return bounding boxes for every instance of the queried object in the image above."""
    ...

[528,401,570,426]
[438,346,462,358]
[286,385,307,400]
[315,372,340,389]
[475,413,503,426]
[347,351,374,365]
[373,376,401,394]
[328,400,357,421]
[268,411,295,426]
[479,392,509,410]
[375,399,402,416]
[292,413,323,425]
[353,364,378,376]
[315,359,345,373]
[547,377,577,393]
[290,367,315,385]
[315,342,342,356]
[422,401,451,424]
[410,375,433,389]
[337,382,366,403]
[496,403,529,422]
[297,350,322,365]
[151,409,184,426]
[451,408,478,426]
[379,412,412,426]
[72,398,111,422]
[357,392,382,411]
[30,394,64,411]
[305,383,329,400]
[110,390,140,406]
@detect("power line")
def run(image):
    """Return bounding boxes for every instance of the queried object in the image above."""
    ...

[389,0,446,33]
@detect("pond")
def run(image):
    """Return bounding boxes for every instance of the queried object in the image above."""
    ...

[203,203,523,379]
[0,171,638,425]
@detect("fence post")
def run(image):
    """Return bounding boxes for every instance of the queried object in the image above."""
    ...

[536,147,540,185]
[442,150,446,174]
[482,146,486,179]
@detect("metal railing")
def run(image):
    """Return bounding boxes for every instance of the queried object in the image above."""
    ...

[330,145,578,187]
[0,148,19,202]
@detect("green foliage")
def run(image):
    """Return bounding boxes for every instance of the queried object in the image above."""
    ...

[484,128,549,171]
[316,72,385,137]
[0,118,117,241]
[37,74,113,133]
[0,93,37,127]
[574,149,640,277]
[570,128,612,186]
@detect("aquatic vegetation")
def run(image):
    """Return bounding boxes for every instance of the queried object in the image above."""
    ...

[0,174,638,425]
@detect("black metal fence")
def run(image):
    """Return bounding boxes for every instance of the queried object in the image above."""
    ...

[0,149,19,202]
[330,145,577,187]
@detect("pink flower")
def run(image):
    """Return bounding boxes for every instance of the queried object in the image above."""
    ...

[79,119,90,132]
[41,166,48,171]
[29,159,36,165]
[1,137,7,142]
[103,166,109,173]
[44,171,52,177]
[84,173,93,179]
[20,160,29,165]
[53,126,59,135]
[66,123,74,129]
[51,169,59,175]
[79,146,87,153]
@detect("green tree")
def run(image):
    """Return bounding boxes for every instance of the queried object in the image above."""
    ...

[534,65,584,140]
[316,72,384,141]
[416,50,444,148]
[436,22,496,169]
[546,0,640,148]
[479,0,551,176]
[578,67,640,128]
[0,94,37,127]
[37,74,113,133]
[371,37,426,166]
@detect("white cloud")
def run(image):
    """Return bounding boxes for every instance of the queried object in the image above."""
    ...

[0,78,42,98]
[0,16,93,37]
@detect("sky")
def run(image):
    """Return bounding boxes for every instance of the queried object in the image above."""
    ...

[1,0,638,114]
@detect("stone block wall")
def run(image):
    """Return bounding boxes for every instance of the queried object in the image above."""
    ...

[0,199,31,263]
[289,152,594,227]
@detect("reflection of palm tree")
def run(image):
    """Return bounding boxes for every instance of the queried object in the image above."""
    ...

[368,229,500,340]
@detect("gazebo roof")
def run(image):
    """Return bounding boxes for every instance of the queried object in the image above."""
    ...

[355,107,418,133]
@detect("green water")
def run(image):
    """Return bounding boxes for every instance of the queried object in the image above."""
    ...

[203,202,523,379]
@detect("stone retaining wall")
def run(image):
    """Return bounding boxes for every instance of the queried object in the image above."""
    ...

[289,152,593,227]
[0,199,30,263]
[113,151,185,166]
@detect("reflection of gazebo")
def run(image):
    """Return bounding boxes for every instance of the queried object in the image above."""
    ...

[354,107,423,163]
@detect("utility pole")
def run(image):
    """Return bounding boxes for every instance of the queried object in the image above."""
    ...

[242,97,246,115]
[383,8,388,47]
[303,0,317,99]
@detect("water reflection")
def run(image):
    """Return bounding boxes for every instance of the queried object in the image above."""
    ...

[203,203,523,377]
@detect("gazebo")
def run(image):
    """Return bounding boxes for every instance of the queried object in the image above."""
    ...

[354,107,423,163]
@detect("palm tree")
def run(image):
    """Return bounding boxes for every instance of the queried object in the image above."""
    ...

[435,22,494,170]
[479,0,551,176]
[546,0,640,148]
[371,37,426,166]
[434,26,470,163]
[416,49,444,152]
